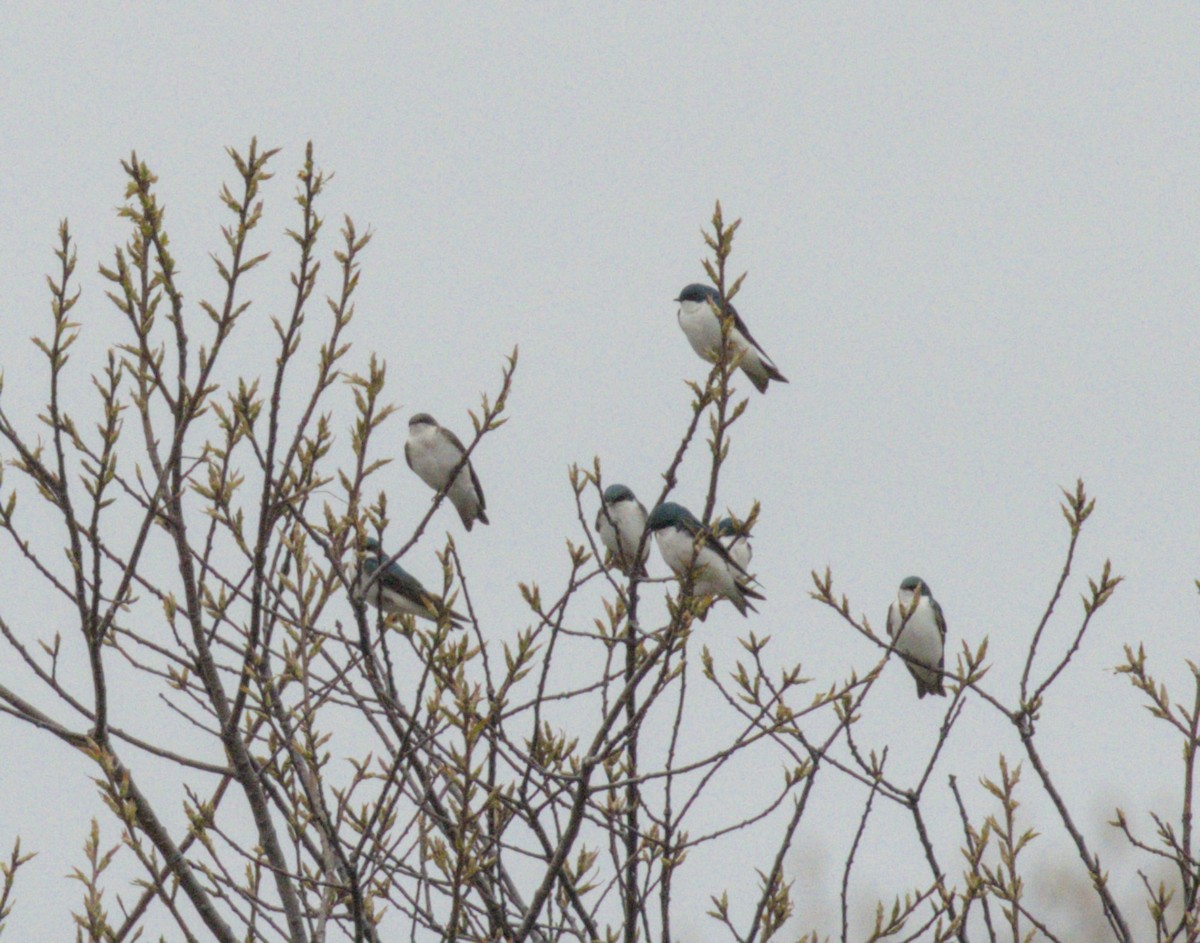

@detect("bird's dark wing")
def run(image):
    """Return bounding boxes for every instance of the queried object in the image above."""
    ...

[703,297,784,389]
[931,598,948,695]
[469,462,487,514]
[388,563,465,622]
[377,560,427,602]
[724,300,775,361]
[441,426,487,512]
[700,527,752,578]
[404,440,415,472]
[931,598,948,643]
[673,508,744,572]
[439,426,469,457]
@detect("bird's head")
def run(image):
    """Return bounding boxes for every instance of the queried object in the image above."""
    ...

[898,575,931,599]
[675,283,719,305]
[602,483,636,505]
[716,517,743,538]
[647,502,698,532]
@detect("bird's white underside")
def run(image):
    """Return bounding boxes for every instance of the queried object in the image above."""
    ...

[676,298,772,381]
[724,534,752,571]
[597,499,650,568]
[654,525,745,602]
[408,424,483,519]
[888,592,943,687]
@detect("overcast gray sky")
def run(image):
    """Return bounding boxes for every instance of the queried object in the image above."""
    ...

[3,4,1199,939]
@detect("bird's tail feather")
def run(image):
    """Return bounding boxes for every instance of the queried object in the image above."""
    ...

[745,360,788,393]
[455,500,488,530]
[739,580,765,602]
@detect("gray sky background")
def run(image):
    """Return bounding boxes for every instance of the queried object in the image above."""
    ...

[3,4,1199,939]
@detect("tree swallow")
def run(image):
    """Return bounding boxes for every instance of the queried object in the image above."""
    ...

[716,516,753,572]
[886,576,947,698]
[349,537,465,626]
[595,483,650,577]
[674,283,788,393]
[405,413,489,531]
[646,501,763,617]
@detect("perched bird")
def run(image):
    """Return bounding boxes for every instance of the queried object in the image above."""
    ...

[716,516,753,572]
[674,283,788,393]
[646,501,764,617]
[349,537,464,626]
[405,413,489,531]
[595,483,650,577]
[886,576,947,698]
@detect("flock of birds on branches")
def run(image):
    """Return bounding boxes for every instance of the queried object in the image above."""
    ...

[349,283,947,699]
